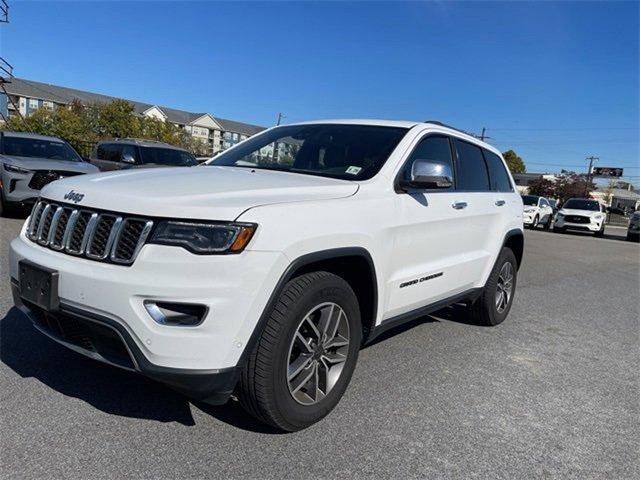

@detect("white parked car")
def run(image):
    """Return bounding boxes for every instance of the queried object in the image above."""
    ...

[521,195,554,229]
[554,198,606,237]
[9,120,524,431]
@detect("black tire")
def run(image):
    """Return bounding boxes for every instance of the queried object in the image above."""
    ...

[544,215,552,230]
[0,188,5,217]
[238,271,361,432]
[532,215,539,229]
[594,225,605,237]
[553,226,565,234]
[468,247,518,326]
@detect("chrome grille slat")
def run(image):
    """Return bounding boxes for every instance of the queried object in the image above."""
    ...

[27,200,152,266]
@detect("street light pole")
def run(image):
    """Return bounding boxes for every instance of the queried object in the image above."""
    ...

[585,156,599,197]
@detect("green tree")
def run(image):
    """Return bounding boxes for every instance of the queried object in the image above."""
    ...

[3,99,201,155]
[502,150,526,173]
[527,177,556,198]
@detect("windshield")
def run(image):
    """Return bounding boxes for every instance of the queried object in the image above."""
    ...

[139,147,198,167]
[521,195,539,206]
[209,124,408,180]
[1,136,82,161]
[563,199,600,211]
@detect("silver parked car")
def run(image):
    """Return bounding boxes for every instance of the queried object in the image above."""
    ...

[0,132,99,216]
[89,138,198,171]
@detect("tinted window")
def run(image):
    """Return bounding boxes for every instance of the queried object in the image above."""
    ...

[210,124,408,180]
[483,149,513,192]
[454,139,490,191]
[97,144,122,162]
[1,136,81,161]
[563,199,600,211]
[521,195,539,206]
[139,147,197,166]
[540,198,549,207]
[401,135,453,188]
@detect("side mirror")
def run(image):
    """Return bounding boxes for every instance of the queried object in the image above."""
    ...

[122,153,136,164]
[399,159,453,190]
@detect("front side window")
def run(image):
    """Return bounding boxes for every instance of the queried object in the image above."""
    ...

[454,139,490,191]
[1,136,81,162]
[400,135,454,189]
[483,150,513,192]
[210,124,408,181]
[563,199,600,211]
[540,198,549,207]
[97,144,122,162]
[139,147,198,166]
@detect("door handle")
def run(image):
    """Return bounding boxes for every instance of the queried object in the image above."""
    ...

[452,201,468,210]
[495,200,506,206]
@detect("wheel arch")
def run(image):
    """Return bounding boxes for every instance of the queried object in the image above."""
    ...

[239,247,379,367]
[503,228,524,269]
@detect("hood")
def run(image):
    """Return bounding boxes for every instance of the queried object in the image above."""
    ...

[0,154,99,174]
[559,208,603,217]
[40,166,359,220]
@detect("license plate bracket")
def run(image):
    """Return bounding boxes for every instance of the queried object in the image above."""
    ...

[19,260,59,311]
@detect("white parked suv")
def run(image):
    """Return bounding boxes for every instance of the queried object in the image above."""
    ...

[9,120,524,431]
[553,198,606,237]
[521,194,554,229]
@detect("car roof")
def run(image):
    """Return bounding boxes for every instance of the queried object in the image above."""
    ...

[1,131,67,143]
[98,138,187,150]
[282,119,499,155]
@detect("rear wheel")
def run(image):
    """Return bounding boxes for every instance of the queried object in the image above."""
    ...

[544,215,552,230]
[238,271,361,431]
[468,247,517,326]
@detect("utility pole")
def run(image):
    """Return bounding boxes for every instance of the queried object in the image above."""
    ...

[276,112,285,126]
[585,156,599,197]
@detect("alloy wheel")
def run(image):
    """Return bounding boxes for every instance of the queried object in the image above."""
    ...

[286,302,350,405]
[495,262,514,313]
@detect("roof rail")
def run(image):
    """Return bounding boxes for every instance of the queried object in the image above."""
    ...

[423,120,477,138]
[116,137,167,144]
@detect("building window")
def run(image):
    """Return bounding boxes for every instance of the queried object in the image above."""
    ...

[28,99,39,109]
[43,101,54,110]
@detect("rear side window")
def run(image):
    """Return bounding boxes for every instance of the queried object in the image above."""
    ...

[483,150,513,192]
[401,135,454,189]
[454,139,490,191]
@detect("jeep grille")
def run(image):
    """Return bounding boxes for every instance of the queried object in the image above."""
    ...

[26,200,153,265]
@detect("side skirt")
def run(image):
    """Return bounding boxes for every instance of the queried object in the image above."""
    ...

[365,288,482,345]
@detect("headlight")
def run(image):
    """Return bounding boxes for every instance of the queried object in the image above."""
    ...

[593,214,603,220]
[556,213,564,219]
[3,163,32,174]
[523,207,535,213]
[149,221,257,254]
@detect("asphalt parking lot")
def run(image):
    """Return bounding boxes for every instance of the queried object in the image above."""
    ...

[1,215,638,479]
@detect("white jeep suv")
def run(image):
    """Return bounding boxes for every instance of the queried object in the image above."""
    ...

[554,198,606,236]
[9,120,524,431]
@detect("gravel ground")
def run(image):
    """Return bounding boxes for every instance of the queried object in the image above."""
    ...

[1,215,638,479]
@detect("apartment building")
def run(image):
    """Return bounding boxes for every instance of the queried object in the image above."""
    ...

[0,78,265,154]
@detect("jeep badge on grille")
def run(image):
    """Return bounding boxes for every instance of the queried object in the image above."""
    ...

[64,190,85,204]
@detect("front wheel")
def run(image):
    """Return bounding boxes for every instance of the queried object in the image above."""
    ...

[595,225,605,237]
[468,247,518,326]
[238,271,361,431]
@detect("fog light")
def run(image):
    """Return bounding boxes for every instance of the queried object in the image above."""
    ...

[144,301,208,326]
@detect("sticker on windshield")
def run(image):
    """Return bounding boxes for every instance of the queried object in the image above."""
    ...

[346,166,362,175]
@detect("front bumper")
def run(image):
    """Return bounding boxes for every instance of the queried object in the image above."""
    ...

[11,280,239,404]
[9,223,288,373]
[2,169,39,203]
[554,217,603,232]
